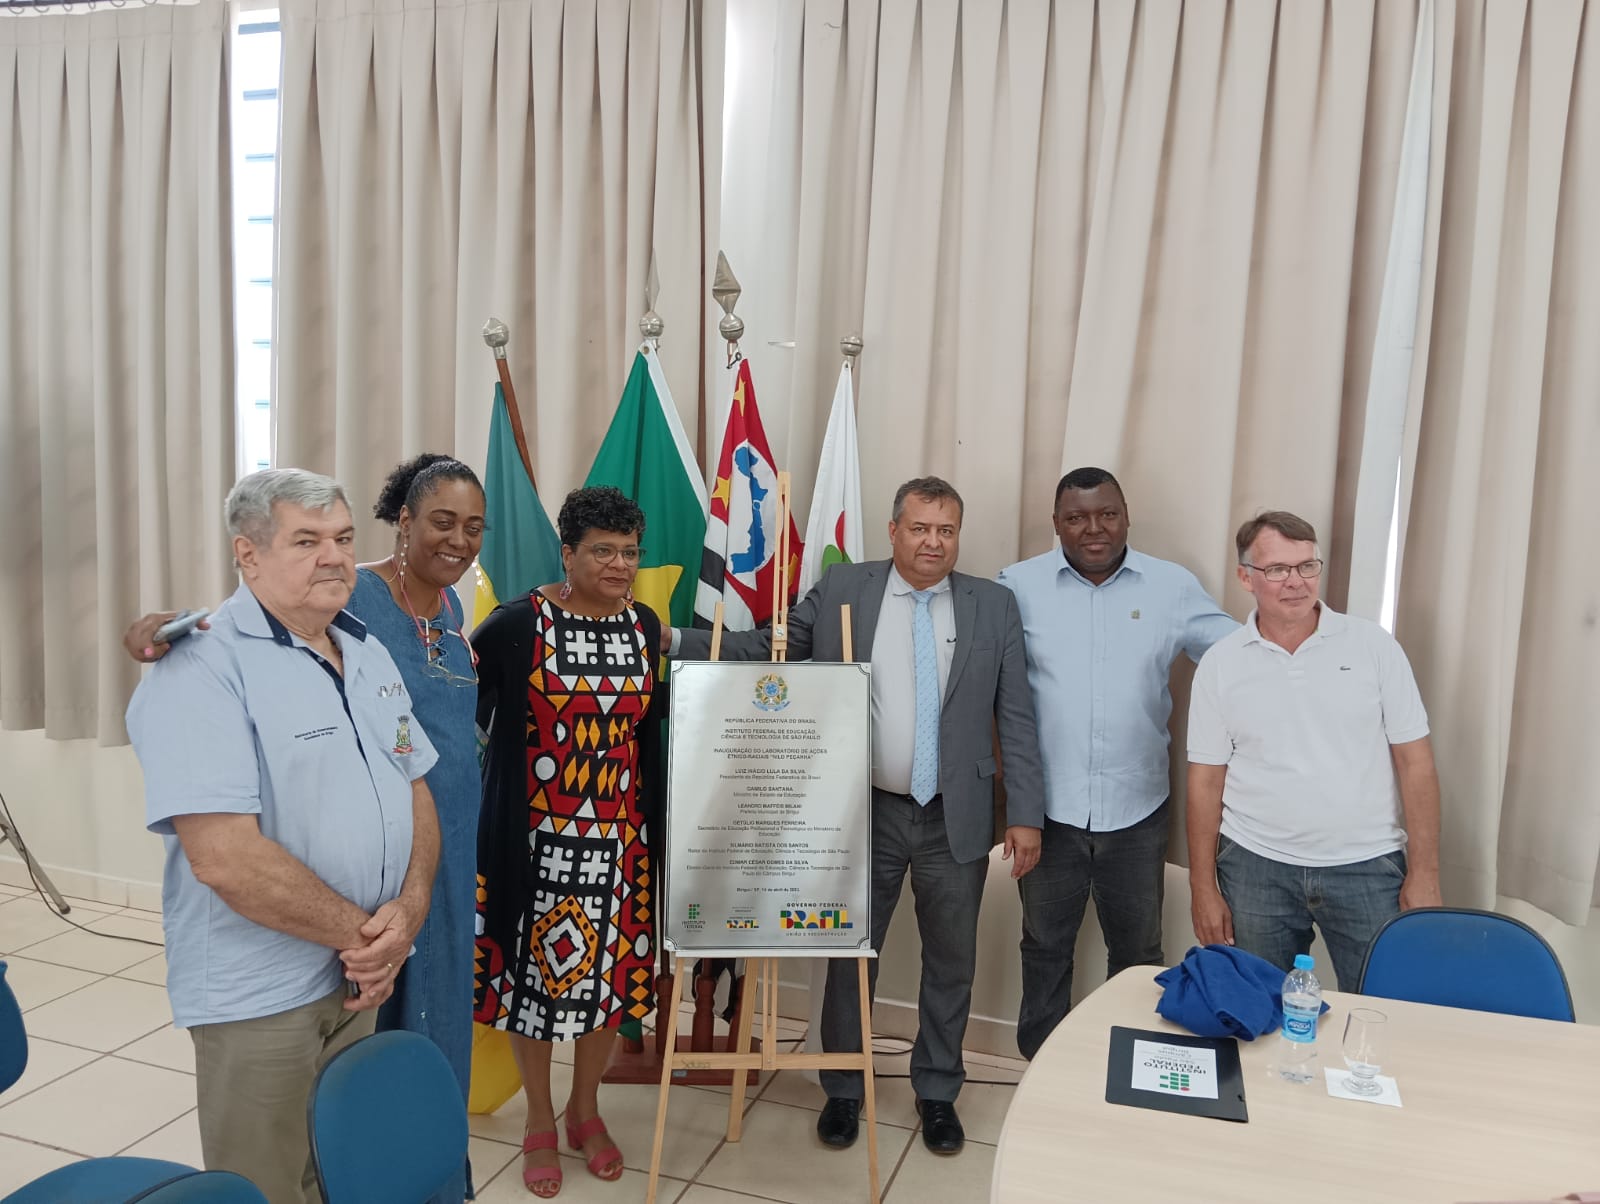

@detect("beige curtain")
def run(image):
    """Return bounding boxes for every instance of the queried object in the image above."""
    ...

[721,0,1419,606]
[0,3,235,744]
[274,0,723,549]
[1396,0,1600,925]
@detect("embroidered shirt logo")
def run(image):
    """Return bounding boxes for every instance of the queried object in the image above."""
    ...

[393,715,414,754]
[1130,609,1141,620]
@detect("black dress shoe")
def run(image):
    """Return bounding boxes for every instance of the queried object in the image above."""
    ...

[816,1096,861,1148]
[915,1098,965,1154]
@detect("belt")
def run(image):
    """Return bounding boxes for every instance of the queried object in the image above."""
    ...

[875,788,942,806]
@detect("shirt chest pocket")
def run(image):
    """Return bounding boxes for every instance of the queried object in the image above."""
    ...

[355,684,421,768]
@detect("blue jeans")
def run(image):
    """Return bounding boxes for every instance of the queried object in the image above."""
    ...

[1214,834,1406,991]
[1015,802,1169,1060]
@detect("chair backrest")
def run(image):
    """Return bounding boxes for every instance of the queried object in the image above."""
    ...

[129,1170,270,1202]
[1357,907,1575,1022]
[308,1030,468,1204]
[1,960,29,1094]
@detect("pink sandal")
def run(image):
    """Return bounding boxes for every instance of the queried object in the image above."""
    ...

[565,1115,624,1181]
[521,1129,562,1197]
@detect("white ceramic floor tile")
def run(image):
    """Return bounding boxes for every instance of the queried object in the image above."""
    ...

[58,895,126,915]
[597,1079,746,1182]
[116,949,169,987]
[468,1135,520,1189]
[882,1136,996,1202]
[117,1025,196,1074]
[19,912,166,975]
[0,895,77,954]
[120,1107,203,1164]
[759,1070,920,1131]
[0,1133,84,1196]
[939,1081,1015,1146]
[0,1037,100,1102]
[22,975,174,1052]
[697,1100,914,1204]
[678,1186,795,1204]
[474,1156,690,1203]
[0,955,102,1012]
[467,1058,576,1146]
[0,1056,196,1156]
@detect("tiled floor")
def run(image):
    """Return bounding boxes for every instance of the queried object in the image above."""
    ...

[0,881,1024,1202]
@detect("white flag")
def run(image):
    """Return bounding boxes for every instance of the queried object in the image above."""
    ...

[797,361,864,596]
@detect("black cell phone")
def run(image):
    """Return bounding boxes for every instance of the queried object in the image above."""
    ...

[153,608,210,644]
[346,979,361,999]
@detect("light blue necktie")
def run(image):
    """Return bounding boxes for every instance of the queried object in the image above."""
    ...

[909,589,940,805]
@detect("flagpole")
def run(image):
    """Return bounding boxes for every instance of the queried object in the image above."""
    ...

[481,317,539,490]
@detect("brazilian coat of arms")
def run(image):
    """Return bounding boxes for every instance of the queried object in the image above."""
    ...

[753,673,790,712]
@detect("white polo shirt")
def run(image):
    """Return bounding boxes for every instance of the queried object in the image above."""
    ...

[1187,604,1429,867]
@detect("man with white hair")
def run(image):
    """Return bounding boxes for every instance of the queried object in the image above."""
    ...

[127,468,441,1203]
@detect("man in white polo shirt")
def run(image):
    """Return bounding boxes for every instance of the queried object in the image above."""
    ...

[1185,510,1441,990]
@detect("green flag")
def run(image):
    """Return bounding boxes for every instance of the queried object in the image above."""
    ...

[584,344,708,627]
[473,382,563,625]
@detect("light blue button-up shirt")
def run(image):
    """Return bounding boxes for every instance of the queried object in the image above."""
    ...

[998,547,1237,831]
[127,583,437,1028]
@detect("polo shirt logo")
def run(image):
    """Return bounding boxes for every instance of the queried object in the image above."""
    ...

[1130,609,1141,620]
[393,715,415,755]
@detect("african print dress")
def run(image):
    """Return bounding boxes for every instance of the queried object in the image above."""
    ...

[473,593,660,1041]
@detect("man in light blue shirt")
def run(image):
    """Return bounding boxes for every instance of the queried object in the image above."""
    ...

[997,467,1236,1058]
[127,469,441,1203]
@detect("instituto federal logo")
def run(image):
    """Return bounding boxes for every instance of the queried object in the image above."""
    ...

[753,672,789,712]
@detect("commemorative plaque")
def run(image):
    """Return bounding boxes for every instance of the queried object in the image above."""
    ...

[664,660,872,956]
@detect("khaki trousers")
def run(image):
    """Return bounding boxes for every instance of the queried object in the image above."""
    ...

[189,986,376,1204]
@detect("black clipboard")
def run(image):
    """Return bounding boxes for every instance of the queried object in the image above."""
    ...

[1105,1026,1248,1122]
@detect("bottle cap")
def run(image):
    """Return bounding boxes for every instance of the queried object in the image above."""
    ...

[1293,954,1315,971]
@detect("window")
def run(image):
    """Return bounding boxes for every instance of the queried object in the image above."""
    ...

[230,12,282,476]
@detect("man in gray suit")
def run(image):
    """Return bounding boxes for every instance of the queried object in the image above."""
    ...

[672,477,1044,1155]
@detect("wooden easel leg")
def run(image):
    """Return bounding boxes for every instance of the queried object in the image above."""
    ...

[726,957,762,1140]
[858,957,880,1204]
[646,969,688,1204]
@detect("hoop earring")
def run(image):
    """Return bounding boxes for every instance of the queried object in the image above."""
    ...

[559,575,573,601]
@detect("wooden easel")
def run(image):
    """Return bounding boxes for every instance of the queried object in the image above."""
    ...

[646,472,880,1204]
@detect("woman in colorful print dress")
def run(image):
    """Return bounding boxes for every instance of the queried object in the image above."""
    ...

[472,486,661,1198]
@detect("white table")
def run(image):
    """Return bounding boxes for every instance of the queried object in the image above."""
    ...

[993,967,1600,1203]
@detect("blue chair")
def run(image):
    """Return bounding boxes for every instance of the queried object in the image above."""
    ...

[308,1030,468,1204]
[1,962,27,1095]
[2,1160,203,1204]
[130,1172,269,1202]
[1,960,206,1204]
[1357,906,1575,1022]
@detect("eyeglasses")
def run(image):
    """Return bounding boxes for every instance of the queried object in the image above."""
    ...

[1240,559,1324,583]
[400,587,480,687]
[577,542,645,566]
[415,622,480,686]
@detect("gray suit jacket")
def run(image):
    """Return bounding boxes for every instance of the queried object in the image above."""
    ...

[677,560,1045,863]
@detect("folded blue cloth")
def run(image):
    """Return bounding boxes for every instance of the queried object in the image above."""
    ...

[1154,944,1326,1040]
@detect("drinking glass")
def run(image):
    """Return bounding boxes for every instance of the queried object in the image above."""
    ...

[1341,1007,1387,1096]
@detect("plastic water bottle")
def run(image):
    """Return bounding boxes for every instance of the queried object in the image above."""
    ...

[1274,953,1322,1084]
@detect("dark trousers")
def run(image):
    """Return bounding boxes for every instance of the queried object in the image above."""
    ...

[1015,801,1169,1059]
[819,790,988,1102]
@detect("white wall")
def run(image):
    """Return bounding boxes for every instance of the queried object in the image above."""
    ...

[7,722,1598,1042]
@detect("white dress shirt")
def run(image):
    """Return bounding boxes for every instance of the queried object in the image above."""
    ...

[870,567,955,794]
